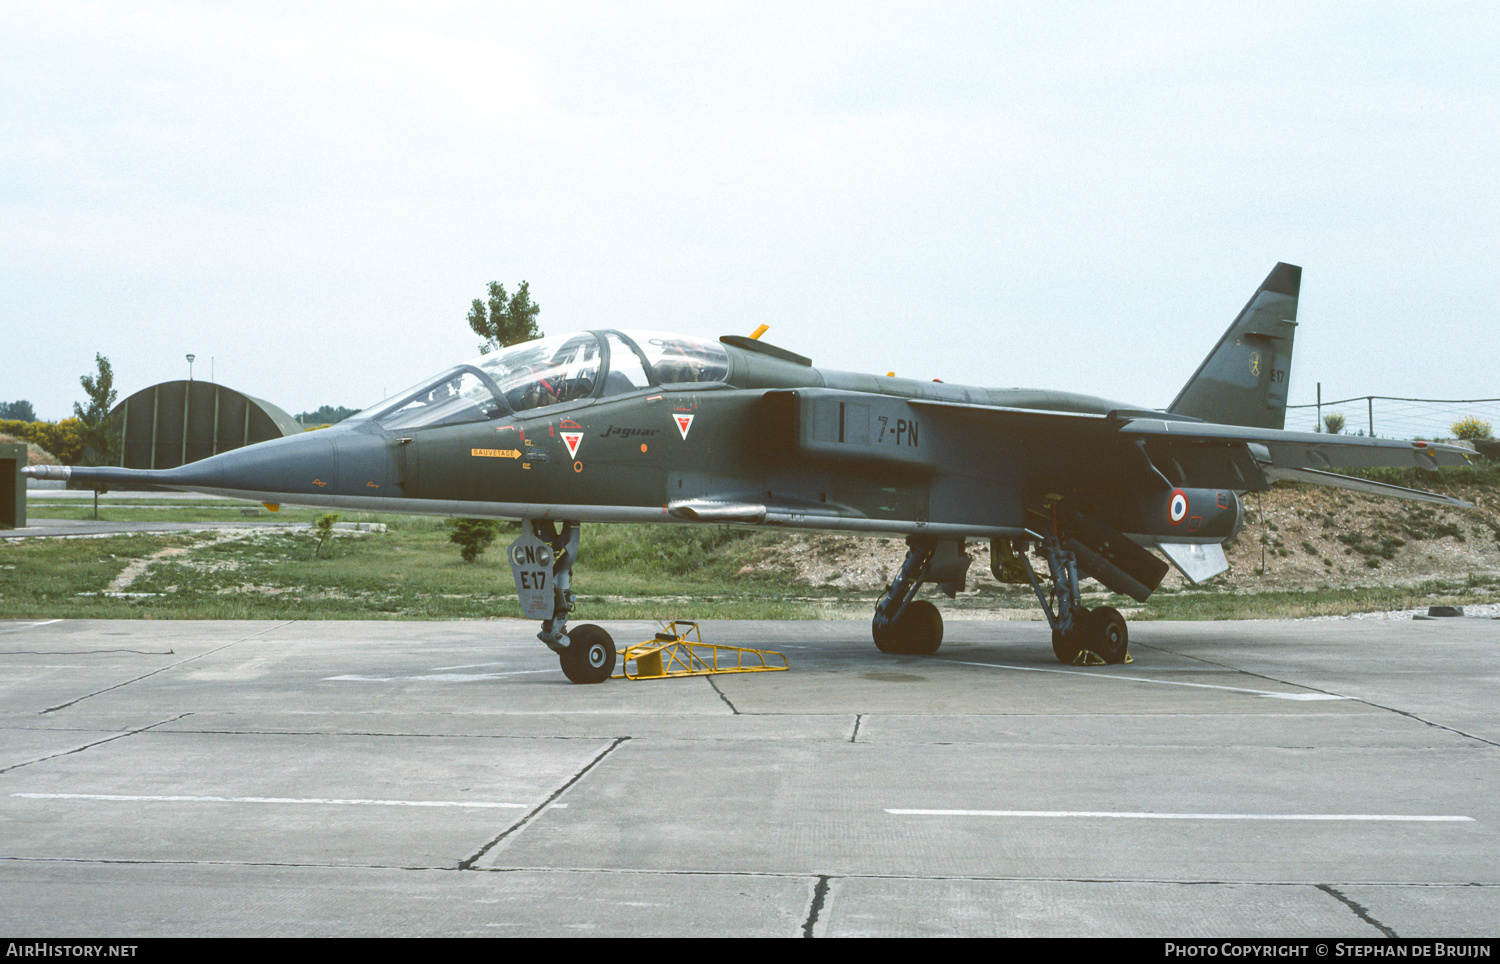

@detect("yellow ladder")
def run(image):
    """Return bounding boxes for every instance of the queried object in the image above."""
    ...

[615,622,789,680]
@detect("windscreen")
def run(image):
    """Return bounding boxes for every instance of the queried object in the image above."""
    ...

[475,332,603,412]
[366,367,505,431]
[346,329,719,430]
[625,331,729,384]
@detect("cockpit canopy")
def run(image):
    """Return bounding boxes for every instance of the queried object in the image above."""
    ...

[349,330,730,431]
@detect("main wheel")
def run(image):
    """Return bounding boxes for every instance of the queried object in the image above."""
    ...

[871,599,944,655]
[1086,606,1129,664]
[872,615,902,654]
[559,624,616,684]
[900,599,943,655]
[1051,626,1083,664]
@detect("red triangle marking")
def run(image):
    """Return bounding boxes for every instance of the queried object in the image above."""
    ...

[674,414,694,440]
[561,432,583,459]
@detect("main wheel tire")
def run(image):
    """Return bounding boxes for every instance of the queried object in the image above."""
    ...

[1087,606,1129,664]
[559,624,616,684]
[872,616,902,653]
[871,599,944,655]
[1051,627,1082,664]
[900,599,944,655]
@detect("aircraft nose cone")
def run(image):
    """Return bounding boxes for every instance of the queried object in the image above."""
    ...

[161,427,396,498]
[153,430,332,494]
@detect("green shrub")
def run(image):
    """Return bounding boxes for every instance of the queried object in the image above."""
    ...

[313,513,342,558]
[1451,416,1493,441]
[445,517,501,563]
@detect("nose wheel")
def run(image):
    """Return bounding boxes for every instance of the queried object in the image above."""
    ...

[559,623,617,684]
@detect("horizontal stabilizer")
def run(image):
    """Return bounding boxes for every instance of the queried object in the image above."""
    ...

[1262,467,1474,508]
[1119,420,1476,471]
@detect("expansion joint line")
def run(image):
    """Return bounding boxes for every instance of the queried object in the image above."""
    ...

[1168,648,1348,702]
[1318,884,1398,937]
[0,713,192,774]
[459,737,629,871]
[40,622,295,714]
[802,875,832,938]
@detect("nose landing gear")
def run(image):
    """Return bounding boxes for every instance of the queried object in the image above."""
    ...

[508,520,617,684]
[871,536,946,655]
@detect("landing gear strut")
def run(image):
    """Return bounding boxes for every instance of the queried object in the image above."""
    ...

[1016,532,1128,665]
[871,536,945,655]
[508,520,616,684]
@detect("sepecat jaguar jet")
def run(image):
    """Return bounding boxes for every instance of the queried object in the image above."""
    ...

[27,263,1476,682]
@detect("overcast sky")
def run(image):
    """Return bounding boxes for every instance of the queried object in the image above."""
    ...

[3,1,1497,427]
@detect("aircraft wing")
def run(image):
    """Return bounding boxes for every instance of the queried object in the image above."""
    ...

[905,398,1476,508]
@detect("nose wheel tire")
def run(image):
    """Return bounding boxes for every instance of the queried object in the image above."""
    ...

[872,599,944,655]
[560,624,616,684]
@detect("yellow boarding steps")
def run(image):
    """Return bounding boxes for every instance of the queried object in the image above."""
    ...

[614,622,789,680]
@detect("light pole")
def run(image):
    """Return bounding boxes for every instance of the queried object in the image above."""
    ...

[186,354,195,381]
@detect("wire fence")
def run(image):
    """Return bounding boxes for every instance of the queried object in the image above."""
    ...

[1285,396,1500,440]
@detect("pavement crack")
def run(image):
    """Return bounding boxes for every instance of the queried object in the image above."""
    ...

[39,622,295,714]
[457,736,628,871]
[0,713,193,773]
[850,714,864,743]
[0,649,175,656]
[707,676,739,714]
[1355,703,1500,749]
[1165,650,1500,748]
[1318,883,1398,937]
[802,875,832,938]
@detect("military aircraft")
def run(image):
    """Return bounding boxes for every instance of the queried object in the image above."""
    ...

[26,263,1476,682]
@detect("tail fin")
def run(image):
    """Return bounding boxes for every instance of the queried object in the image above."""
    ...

[1167,262,1300,430]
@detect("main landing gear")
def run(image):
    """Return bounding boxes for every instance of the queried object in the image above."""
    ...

[869,532,1130,665]
[1016,531,1129,665]
[871,536,948,656]
[509,520,617,684]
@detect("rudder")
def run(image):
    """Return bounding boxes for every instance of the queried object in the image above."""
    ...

[1167,262,1300,430]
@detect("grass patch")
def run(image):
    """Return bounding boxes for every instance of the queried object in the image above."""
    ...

[26,501,389,525]
[0,520,824,621]
[5,506,1497,623]
[0,533,190,615]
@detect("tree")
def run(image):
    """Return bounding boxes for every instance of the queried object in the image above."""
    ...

[1322,412,1346,435]
[468,280,542,354]
[296,405,360,428]
[73,354,120,519]
[0,400,36,421]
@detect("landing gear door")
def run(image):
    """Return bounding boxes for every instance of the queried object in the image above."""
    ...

[508,525,555,619]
